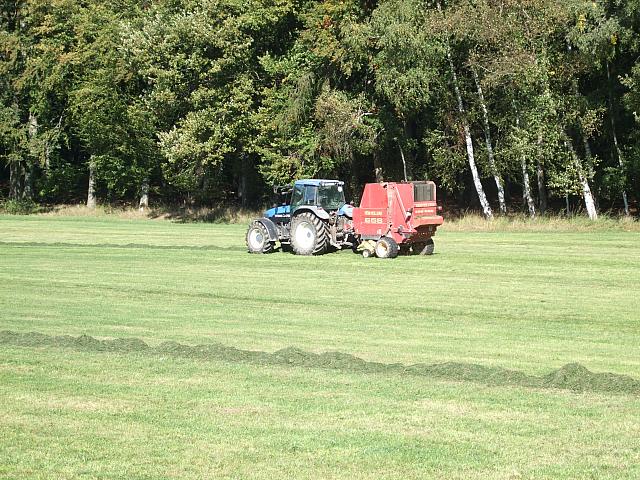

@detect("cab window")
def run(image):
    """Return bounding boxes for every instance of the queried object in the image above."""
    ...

[303,186,317,205]
[291,184,304,208]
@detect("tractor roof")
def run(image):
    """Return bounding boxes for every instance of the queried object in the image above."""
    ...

[293,179,343,187]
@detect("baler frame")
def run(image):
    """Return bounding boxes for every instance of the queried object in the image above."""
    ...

[352,181,443,258]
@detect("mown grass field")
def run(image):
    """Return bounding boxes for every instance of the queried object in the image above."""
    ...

[1,215,639,479]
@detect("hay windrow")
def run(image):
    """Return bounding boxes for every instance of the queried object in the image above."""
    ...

[1,330,638,395]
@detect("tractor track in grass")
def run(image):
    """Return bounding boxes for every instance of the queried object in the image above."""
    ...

[1,330,639,395]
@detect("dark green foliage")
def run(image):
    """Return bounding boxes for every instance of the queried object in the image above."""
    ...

[0,0,639,212]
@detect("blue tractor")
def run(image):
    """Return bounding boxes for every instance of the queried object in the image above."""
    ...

[246,179,354,255]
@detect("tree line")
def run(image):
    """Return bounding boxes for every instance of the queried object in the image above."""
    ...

[1,0,639,218]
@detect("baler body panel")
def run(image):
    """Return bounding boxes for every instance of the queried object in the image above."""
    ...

[352,181,443,244]
[352,183,389,238]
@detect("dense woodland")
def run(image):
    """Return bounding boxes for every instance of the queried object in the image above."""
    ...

[1,0,640,217]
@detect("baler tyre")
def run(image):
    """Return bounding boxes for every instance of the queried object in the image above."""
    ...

[362,248,373,258]
[290,212,328,256]
[410,242,426,255]
[246,221,274,254]
[375,237,399,259]
[420,238,435,256]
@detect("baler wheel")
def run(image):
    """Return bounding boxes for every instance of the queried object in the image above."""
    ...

[246,221,275,254]
[290,212,328,255]
[410,242,425,255]
[419,238,435,255]
[375,237,399,259]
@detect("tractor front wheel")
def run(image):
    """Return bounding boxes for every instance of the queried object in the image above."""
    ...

[246,221,275,254]
[374,237,399,259]
[290,212,328,255]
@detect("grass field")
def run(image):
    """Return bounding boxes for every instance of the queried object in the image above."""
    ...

[1,215,639,479]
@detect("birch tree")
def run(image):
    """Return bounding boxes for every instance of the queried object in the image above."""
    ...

[138,178,149,211]
[87,157,96,209]
[536,135,548,214]
[607,63,630,216]
[472,68,506,214]
[564,138,598,220]
[447,52,493,219]
[513,105,535,217]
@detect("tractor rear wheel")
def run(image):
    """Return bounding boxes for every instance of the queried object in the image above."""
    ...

[246,221,274,254]
[375,237,399,259]
[290,212,328,255]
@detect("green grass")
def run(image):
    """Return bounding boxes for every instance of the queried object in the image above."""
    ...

[1,215,639,478]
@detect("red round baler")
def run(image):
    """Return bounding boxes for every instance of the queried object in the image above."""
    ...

[351,181,443,258]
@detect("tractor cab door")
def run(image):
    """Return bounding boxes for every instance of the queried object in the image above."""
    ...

[291,184,318,212]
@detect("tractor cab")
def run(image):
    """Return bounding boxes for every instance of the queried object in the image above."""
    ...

[288,179,346,214]
[263,179,346,224]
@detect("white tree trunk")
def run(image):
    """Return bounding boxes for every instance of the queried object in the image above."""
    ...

[515,111,535,217]
[23,112,38,201]
[448,53,493,219]
[583,136,594,163]
[473,68,506,214]
[87,157,96,209]
[577,168,597,221]
[536,135,547,214]
[397,141,408,182]
[28,112,38,140]
[606,62,630,216]
[139,177,149,211]
[521,157,536,218]
[565,139,597,220]
[582,137,601,213]
[22,163,34,201]
[536,159,547,214]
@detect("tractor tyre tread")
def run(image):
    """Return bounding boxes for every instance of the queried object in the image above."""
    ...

[290,212,328,256]
[246,221,274,254]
